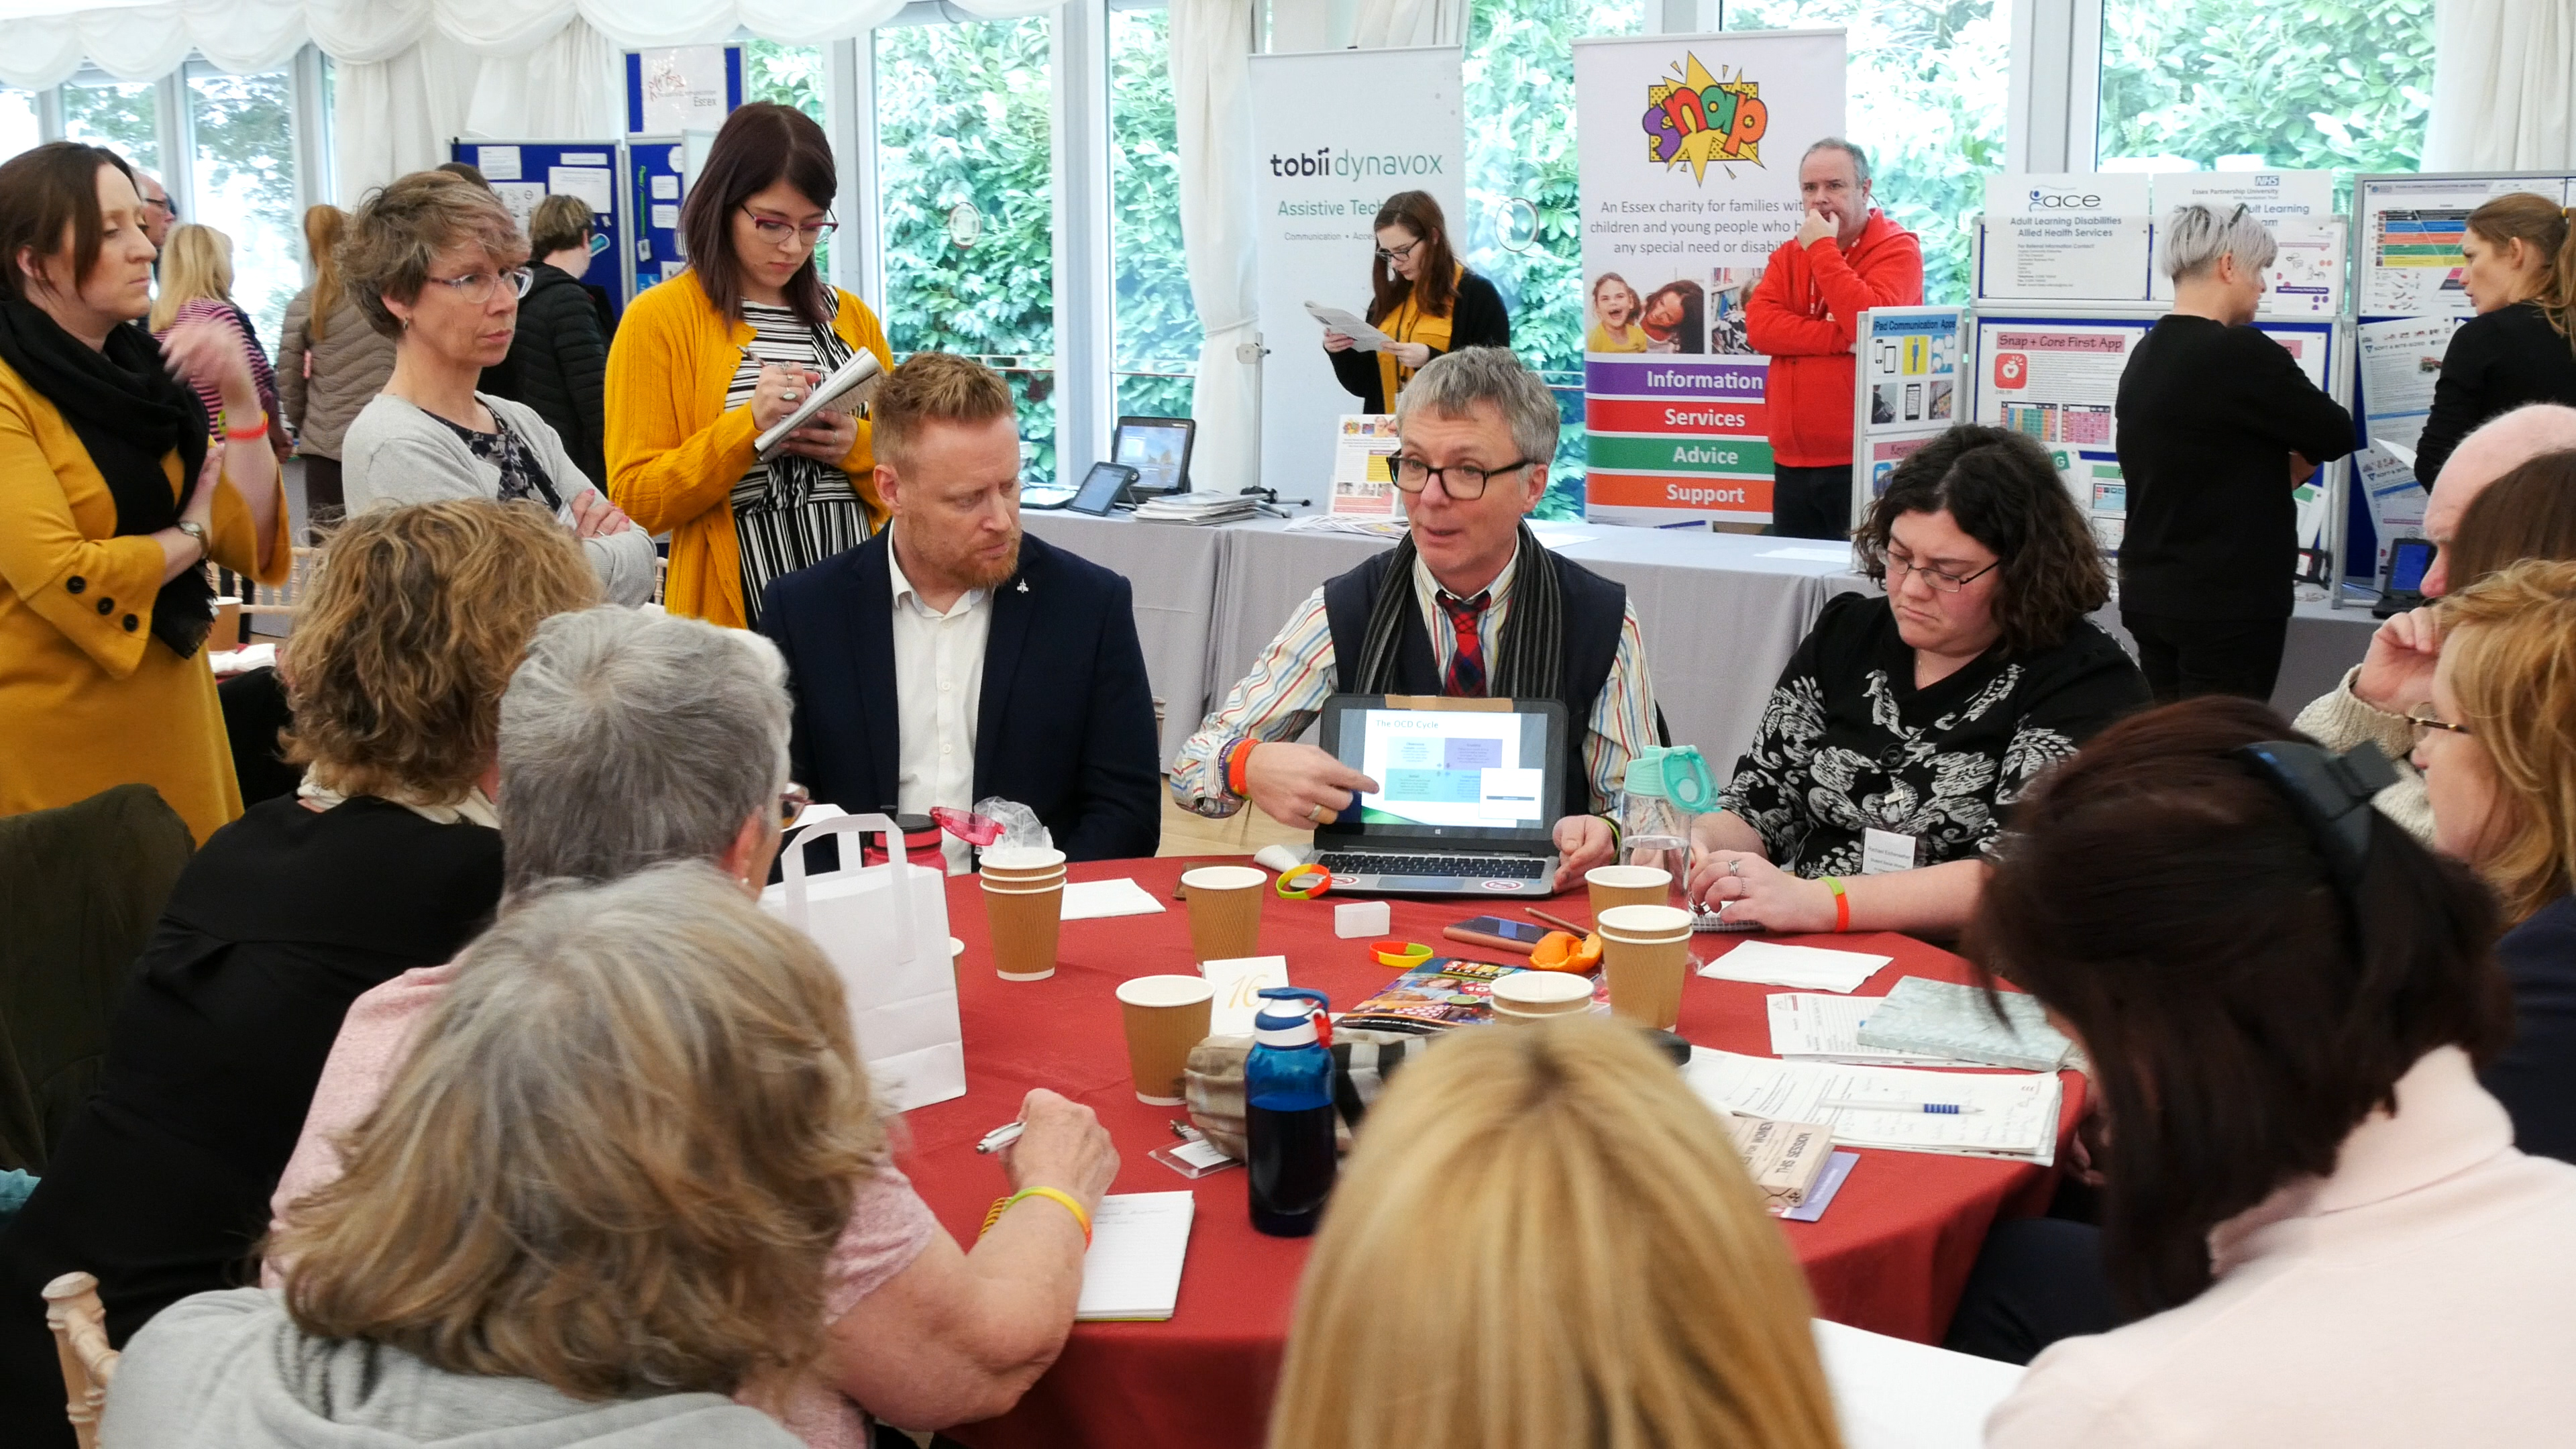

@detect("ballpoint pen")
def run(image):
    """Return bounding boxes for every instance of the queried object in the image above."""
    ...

[1821,1100,1984,1115]
[973,1120,1026,1153]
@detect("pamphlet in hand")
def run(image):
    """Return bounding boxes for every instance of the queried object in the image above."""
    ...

[1305,302,1395,353]
[753,351,885,460]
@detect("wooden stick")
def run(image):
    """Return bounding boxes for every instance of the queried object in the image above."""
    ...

[1525,906,1591,936]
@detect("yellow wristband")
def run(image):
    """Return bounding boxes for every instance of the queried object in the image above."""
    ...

[986,1186,1091,1246]
[1276,864,1332,899]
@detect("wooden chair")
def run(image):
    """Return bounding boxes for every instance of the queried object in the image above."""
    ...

[42,1271,117,1448]
[237,545,320,627]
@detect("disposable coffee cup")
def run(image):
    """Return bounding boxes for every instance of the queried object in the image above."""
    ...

[1491,971,1595,1022]
[1115,974,1216,1105]
[980,845,1068,881]
[1587,864,1672,920]
[1597,904,1695,1030]
[1180,865,1266,962]
[982,870,1066,981]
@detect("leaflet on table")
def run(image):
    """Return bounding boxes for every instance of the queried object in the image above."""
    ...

[1339,958,1609,1034]
[2359,174,2576,318]
[1329,415,1402,517]
[1766,992,1960,1066]
[1684,1049,2061,1163]
[1305,303,1392,352]
[1854,977,2080,1073]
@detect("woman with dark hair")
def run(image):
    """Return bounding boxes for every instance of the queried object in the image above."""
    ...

[1687,425,2148,937]
[606,102,894,629]
[1323,190,1507,414]
[1975,696,2576,1446]
[1638,278,1705,354]
[0,142,288,845]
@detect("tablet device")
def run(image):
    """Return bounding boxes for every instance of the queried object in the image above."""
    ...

[1114,417,1195,496]
[1068,462,1138,515]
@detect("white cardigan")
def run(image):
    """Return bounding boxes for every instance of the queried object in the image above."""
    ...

[341,391,657,607]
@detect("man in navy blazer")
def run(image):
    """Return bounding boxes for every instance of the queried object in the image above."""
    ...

[759,354,1161,865]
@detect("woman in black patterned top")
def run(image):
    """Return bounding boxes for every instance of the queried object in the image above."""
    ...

[1690,425,2150,937]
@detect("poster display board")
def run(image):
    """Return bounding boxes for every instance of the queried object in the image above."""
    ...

[1247,46,1466,500]
[448,140,629,316]
[2357,173,2573,319]
[625,46,742,136]
[1977,174,2153,303]
[2145,171,2344,317]
[625,137,690,299]
[1573,28,1846,525]
[1849,307,1962,527]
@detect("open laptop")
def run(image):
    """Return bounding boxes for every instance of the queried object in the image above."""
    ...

[1304,694,1568,898]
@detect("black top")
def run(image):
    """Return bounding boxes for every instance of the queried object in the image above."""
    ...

[488,262,613,489]
[758,530,1163,862]
[2416,302,2576,487]
[2483,892,2576,1167]
[1721,592,2150,875]
[1328,269,1511,414]
[2114,315,2355,621]
[0,792,502,1432]
[429,409,561,508]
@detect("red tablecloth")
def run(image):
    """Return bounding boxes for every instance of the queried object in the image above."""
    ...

[899,856,2082,1449]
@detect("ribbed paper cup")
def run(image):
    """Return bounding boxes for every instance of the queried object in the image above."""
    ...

[1491,971,1595,1022]
[1597,904,1693,1029]
[981,871,1066,981]
[979,845,1069,883]
[1115,974,1216,1104]
[1587,864,1672,918]
[1179,865,1265,962]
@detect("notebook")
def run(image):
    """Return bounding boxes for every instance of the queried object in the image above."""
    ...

[1685,1049,2063,1165]
[1854,977,2082,1073]
[1768,992,1964,1067]
[1075,1191,1196,1322]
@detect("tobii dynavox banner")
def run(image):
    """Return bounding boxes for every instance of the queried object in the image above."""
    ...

[1249,46,1466,498]
[1574,30,1845,525]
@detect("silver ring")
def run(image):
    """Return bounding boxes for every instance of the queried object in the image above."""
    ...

[1727,859,1742,877]
[1309,803,1330,824]
[782,389,800,402]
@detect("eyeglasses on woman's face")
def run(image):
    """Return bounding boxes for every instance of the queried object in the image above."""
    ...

[780,781,812,831]
[423,267,533,305]
[1391,455,1534,501]
[741,206,839,247]
[1884,548,2001,595]
[2404,706,2473,746]
[1375,236,1424,263]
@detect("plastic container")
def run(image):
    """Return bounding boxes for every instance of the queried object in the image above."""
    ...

[1619,747,1715,907]
[1245,987,1336,1238]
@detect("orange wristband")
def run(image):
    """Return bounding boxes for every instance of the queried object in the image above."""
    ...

[1823,875,1850,933]
[1226,738,1259,799]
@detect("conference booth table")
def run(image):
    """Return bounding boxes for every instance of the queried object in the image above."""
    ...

[1022,511,2379,773]
[900,856,2088,1449]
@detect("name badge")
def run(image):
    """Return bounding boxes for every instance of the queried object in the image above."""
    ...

[1861,828,1917,876]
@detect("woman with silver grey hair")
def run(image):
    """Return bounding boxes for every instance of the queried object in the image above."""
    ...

[267,605,1118,1447]
[2112,201,2353,704]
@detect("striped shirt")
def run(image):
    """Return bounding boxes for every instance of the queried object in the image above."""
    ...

[1170,546,1658,820]
[727,301,872,629]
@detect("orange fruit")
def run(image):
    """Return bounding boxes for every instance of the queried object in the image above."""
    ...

[1528,930,1603,973]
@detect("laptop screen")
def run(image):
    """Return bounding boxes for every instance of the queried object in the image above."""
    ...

[1316,695,1567,845]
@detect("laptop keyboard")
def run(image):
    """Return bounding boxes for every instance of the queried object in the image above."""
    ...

[1316,852,1549,880]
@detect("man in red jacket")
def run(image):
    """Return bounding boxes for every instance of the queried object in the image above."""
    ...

[1748,138,1924,539]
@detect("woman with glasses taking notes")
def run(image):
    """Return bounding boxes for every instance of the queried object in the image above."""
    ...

[338,170,656,604]
[604,103,894,630]
[1322,191,1510,414]
[1688,425,2149,938]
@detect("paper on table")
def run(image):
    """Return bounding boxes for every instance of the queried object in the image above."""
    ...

[1812,1318,2025,1449]
[1686,1049,2060,1163]
[1758,545,1856,563]
[1076,1191,1195,1321]
[1855,977,2080,1072]
[1700,940,1892,993]
[1203,955,1292,1035]
[1305,302,1395,352]
[1767,993,1962,1067]
[1059,877,1166,921]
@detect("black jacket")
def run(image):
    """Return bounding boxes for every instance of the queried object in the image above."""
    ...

[2484,893,2576,1167]
[759,529,1162,861]
[2416,301,2576,487]
[488,262,610,486]
[1328,269,1512,413]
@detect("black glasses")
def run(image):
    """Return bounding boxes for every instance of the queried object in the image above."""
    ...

[741,206,840,245]
[424,268,533,304]
[780,781,812,830]
[1885,551,2001,594]
[2404,707,2472,743]
[1391,455,1534,500]
[1375,237,1424,262]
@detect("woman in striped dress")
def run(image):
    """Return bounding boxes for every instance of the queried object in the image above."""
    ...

[604,104,896,630]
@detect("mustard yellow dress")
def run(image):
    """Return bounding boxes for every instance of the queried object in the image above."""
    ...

[0,357,292,844]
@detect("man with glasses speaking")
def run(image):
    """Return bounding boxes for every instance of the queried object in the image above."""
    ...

[1171,348,1658,891]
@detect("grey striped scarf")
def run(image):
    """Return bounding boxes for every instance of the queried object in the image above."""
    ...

[1348,523,1562,700]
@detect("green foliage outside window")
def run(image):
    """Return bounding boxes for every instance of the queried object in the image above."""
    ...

[189,69,299,349]
[62,80,159,176]
[875,18,1060,482]
[1110,7,1201,423]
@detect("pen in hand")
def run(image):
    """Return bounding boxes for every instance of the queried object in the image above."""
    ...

[974,1120,1027,1154]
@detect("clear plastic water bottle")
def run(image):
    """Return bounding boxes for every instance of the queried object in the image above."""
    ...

[1621,746,1717,908]
[1246,987,1336,1238]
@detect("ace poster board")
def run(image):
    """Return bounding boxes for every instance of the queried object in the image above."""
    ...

[1574,28,1847,525]
[448,140,630,316]
[1976,175,2153,304]
[625,46,742,136]
[1849,307,1962,529]
[1248,46,1467,500]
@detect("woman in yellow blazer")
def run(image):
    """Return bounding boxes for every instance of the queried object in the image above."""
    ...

[606,103,893,630]
[0,144,288,843]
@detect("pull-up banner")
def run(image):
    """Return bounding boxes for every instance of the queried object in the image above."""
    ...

[1573,28,1846,525]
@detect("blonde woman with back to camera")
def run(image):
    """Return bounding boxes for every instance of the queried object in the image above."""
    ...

[1267,1015,1841,1449]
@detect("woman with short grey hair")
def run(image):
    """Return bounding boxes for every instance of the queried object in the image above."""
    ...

[268,604,1120,1446]
[2112,202,2354,703]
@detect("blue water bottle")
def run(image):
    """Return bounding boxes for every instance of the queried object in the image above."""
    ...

[1246,987,1337,1238]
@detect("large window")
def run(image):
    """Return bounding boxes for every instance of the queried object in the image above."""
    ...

[61,75,159,176]
[186,62,300,348]
[1723,0,2009,307]
[741,40,833,278]
[1,89,38,164]
[1109,5,1199,421]
[1465,0,1646,519]
[875,15,1059,483]
[2097,0,2434,176]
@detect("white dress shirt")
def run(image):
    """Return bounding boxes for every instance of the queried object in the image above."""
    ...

[889,543,991,874]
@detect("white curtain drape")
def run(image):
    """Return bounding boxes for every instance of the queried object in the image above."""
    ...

[1348,0,1466,50]
[2424,0,2576,169]
[1173,0,1260,490]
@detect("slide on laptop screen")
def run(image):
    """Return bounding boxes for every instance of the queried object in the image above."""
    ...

[1353,709,1546,830]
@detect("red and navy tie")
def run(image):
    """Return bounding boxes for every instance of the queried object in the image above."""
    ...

[1438,590,1491,697]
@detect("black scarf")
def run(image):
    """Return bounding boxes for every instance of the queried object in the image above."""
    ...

[1348,521,1564,700]
[0,299,214,659]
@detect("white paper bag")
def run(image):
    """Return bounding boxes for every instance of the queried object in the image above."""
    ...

[761,813,965,1112]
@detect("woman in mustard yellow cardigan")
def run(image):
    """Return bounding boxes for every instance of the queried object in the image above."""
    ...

[605,104,894,630]
[1,143,288,843]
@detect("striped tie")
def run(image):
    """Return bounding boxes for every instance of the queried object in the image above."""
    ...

[1438,590,1491,698]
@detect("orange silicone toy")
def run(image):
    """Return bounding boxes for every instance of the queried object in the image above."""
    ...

[1527,930,1604,973]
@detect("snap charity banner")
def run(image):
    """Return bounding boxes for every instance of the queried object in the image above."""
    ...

[1573,29,1845,525]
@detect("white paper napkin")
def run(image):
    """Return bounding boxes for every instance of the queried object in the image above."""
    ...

[1697,939,1892,993]
[1061,877,1167,921]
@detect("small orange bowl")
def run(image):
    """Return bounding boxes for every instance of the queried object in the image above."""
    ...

[1527,930,1603,973]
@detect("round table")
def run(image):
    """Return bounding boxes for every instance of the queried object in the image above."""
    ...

[898,855,2082,1449]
